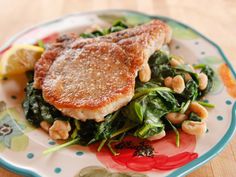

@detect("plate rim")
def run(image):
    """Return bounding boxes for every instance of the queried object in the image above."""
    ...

[0,9,235,177]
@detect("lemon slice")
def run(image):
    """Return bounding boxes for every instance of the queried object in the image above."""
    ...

[0,44,44,76]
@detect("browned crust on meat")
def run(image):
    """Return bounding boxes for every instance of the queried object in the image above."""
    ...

[42,42,135,110]
[34,47,60,89]
[33,34,78,89]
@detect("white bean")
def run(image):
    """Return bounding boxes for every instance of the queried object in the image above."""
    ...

[40,121,51,132]
[164,76,173,88]
[170,58,181,67]
[172,75,185,93]
[49,120,71,140]
[182,120,207,136]
[148,130,166,141]
[139,63,151,82]
[198,73,208,90]
[189,101,208,119]
[166,112,188,124]
[184,73,192,82]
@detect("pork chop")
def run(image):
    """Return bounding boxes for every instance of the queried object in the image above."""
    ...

[34,20,172,121]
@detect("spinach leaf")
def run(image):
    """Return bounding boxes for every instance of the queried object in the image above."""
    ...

[165,119,180,147]
[71,120,80,139]
[189,112,202,122]
[75,120,98,145]
[112,20,128,28]
[108,20,128,33]
[134,92,169,138]
[157,90,179,111]
[122,98,145,124]
[22,80,67,126]
[26,71,35,82]
[174,65,199,83]
[148,51,199,85]
[76,111,131,145]
[123,88,180,139]
[134,96,165,138]
[150,64,174,82]
[149,50,170,66]
[197,101,215,108]
[80,30,104,38]
[93,111,125,142]
[135,79,162,90]
[80,20,128,38]
[182,80,198,100]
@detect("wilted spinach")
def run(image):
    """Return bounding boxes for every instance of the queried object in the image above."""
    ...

[87,111,128,144]
[182,80,198,100]
[123,86,180,139]
[149,51,199,86]
[80,20,128,38]
[189,112,202,122]
[22,73,66,126]
[149,51,173,82]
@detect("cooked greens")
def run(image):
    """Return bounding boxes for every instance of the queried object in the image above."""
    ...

[80,20,128,38]
[123,87,179,139]
[23,83,65,126]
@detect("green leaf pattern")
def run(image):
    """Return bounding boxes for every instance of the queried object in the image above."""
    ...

[0,109,29,151]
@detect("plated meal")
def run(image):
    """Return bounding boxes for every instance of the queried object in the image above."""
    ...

[0,10,235,177]
[18,19,214,153]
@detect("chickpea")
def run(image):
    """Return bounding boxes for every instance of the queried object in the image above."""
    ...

[198,73,208,90]
[182,120,207,136]
[139,63,151,82]
[184,73,192,82]
[189,101,208,119]
[49,120,71,140]
[148,130,166,141]
[164,76,173,88]
[166,112,188,124]
[40,121,51,132]
[170,56,185,67]
[170,58,181,67]
[172,75,185,93]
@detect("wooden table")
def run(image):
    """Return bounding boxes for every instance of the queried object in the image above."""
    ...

[1,0,236,176]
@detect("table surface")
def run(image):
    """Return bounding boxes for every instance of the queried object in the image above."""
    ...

[0,0,236,176]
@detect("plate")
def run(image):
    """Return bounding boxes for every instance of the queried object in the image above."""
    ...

[0,10,235,177]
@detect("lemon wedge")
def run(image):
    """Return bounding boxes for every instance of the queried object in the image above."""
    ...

[0,44,44,76]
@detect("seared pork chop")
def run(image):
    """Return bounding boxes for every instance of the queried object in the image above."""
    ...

[34,20,172,121]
